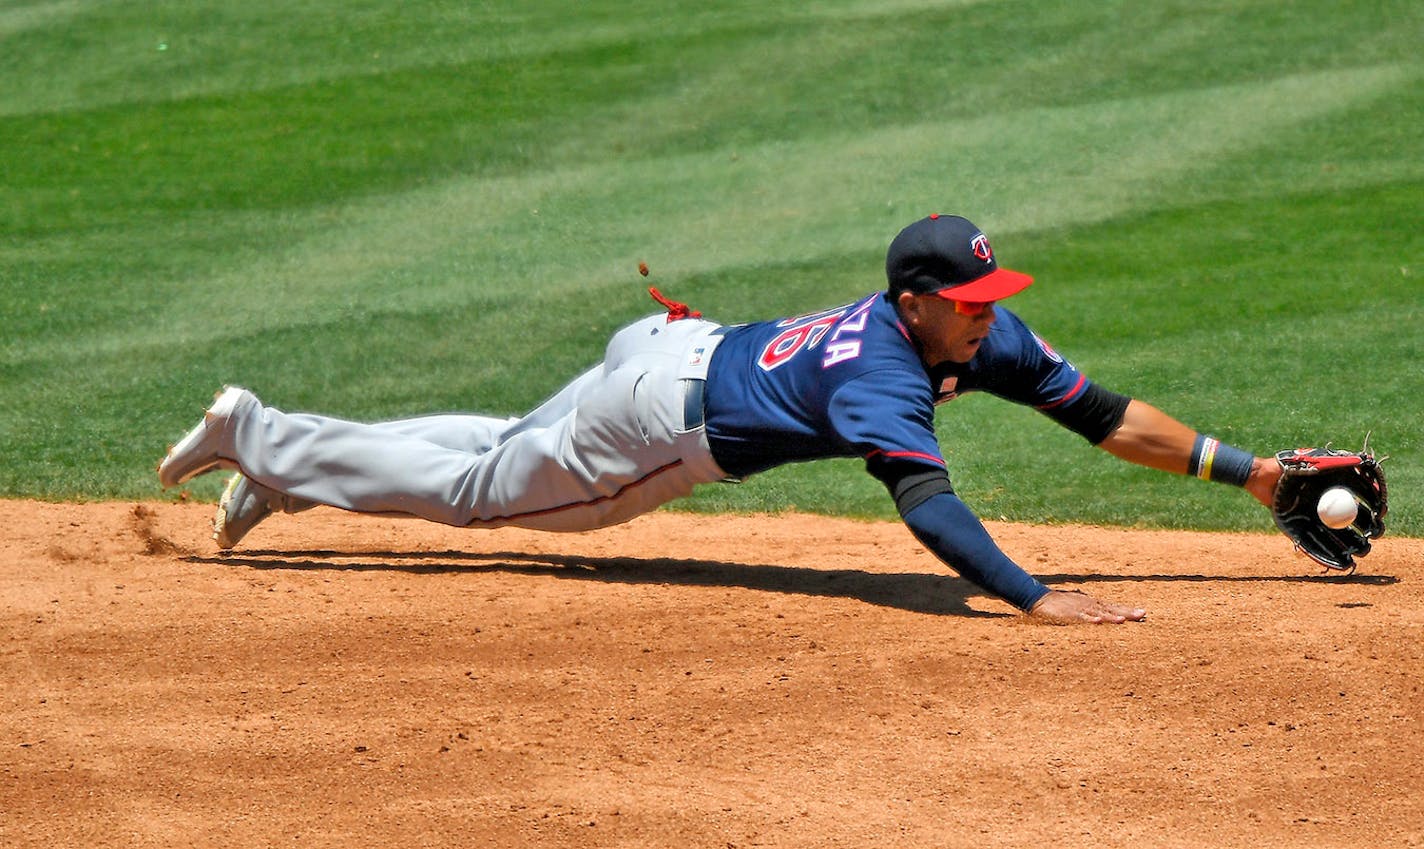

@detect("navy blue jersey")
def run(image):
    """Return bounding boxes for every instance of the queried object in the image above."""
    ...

[703,292,1092,479]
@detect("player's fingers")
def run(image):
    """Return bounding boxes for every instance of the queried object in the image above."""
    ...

[1062,594,1143,624]
[1080,604,1122,624]
[1098,601,1147,623]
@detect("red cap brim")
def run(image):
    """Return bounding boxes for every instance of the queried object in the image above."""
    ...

[930,267,1034,302]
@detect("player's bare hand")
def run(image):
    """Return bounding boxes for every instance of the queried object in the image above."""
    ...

[1028,590,1146,625]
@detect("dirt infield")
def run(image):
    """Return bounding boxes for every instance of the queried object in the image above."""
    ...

[3,500,1421,848]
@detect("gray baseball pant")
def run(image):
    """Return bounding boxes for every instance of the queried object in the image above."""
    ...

[219,314,729,531]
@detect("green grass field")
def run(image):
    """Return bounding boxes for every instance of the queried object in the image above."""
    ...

[3,0,1421,535]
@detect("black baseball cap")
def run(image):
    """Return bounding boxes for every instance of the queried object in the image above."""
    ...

[885,214,1033,302]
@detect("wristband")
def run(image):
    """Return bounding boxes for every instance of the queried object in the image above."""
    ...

[1189,435,1254,487]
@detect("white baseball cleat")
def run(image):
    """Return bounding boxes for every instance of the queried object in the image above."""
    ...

[213,472,279,549]
[157,386,252,489]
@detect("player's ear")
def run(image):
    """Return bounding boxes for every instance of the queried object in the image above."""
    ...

[895,290,925,325]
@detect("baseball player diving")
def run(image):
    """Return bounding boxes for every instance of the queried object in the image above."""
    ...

[158,214,1387,625]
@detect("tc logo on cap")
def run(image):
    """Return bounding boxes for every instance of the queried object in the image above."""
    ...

[971,233,993,263]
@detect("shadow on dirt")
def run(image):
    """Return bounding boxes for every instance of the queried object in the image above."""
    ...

[1037,571,1399,586]
[186,548,1012,618]
[184,549,1399,618]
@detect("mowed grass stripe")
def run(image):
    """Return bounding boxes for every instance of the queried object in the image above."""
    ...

[7,63,1410,369]
[4,0,1414,120]
[0,0,1002,118]
[5,2,1414,230]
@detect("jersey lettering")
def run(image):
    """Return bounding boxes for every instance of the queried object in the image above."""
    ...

[820,298,875,368]
[821,340,861,368]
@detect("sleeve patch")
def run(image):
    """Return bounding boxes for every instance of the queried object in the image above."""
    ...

[1032,331,1065,364]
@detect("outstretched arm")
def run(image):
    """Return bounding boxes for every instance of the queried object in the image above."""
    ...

[1097,399,1281,506]
[901,493,1146,625]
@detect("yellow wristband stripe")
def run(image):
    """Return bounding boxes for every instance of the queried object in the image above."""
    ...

[1196,437,1218,481]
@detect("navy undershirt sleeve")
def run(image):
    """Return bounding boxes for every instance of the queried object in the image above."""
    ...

[901,493,1051,612]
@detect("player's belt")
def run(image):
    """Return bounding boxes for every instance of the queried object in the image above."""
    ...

[678,325,730,431]
[683,380,708,430]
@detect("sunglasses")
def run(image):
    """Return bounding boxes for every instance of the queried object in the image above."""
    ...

[951,300,994,317]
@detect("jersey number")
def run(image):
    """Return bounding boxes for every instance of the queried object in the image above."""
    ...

[757,313,842,371]
[756,299,873,371]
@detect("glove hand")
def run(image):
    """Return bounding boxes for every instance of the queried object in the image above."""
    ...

[1271,446,1387,572]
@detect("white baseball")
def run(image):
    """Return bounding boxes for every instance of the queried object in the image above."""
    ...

[1316,487,1358,529]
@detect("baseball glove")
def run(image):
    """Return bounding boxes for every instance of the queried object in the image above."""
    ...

[1271,446,1387,572]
